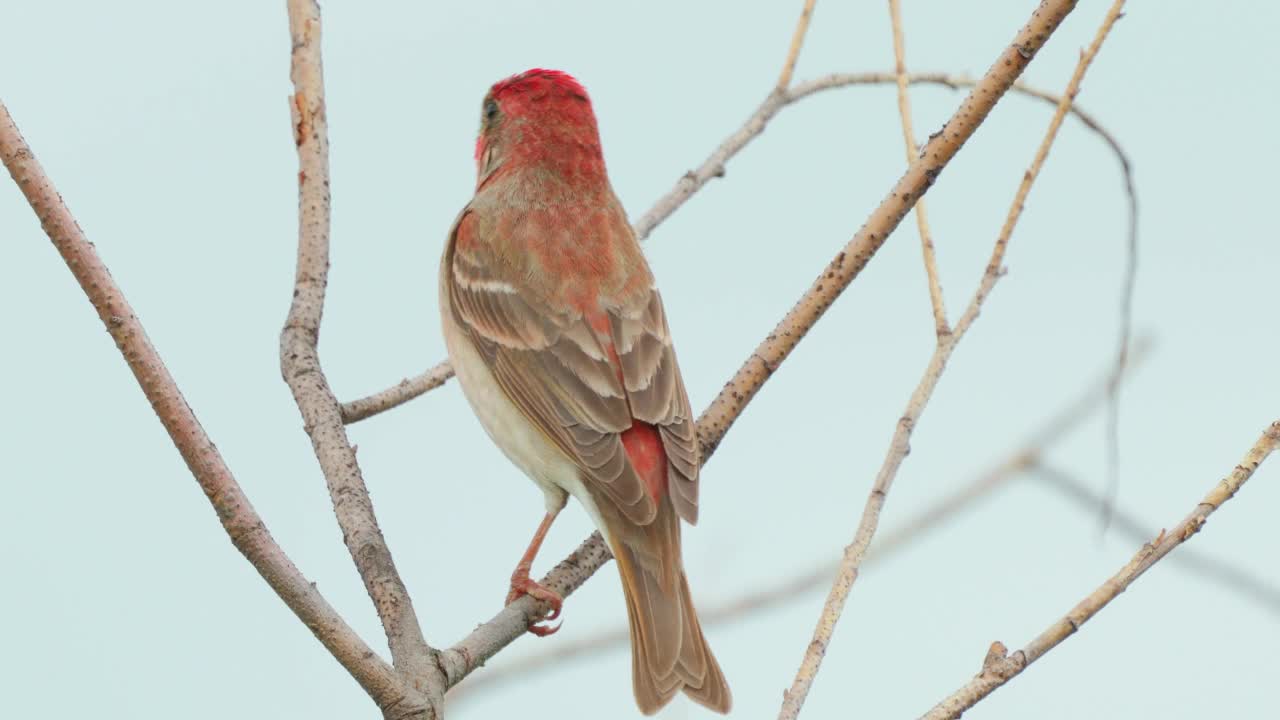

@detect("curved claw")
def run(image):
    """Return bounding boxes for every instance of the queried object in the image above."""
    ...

[506,575,564,636]
[526,619,562,637]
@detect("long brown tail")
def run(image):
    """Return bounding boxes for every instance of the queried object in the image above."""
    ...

[609,506,731,715]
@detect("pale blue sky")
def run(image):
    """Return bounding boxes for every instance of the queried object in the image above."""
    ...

[3,2,1277,718]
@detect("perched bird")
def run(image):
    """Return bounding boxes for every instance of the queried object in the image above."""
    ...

[439,69,731,715]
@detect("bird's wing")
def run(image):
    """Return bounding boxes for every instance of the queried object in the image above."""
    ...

[446,210,705,526]
[605,280,700,523]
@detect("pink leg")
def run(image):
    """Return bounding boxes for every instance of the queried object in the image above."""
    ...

[506,510,564,637]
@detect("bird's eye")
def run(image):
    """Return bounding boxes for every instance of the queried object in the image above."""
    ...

[483,98,500,124]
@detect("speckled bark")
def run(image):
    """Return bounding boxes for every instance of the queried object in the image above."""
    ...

[281,1,444,717]
[0,98,408,710]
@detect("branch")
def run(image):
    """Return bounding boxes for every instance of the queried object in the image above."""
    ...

[788,73,1134,178]
[1033,464,1280,618]
[779,2,1120,716]
[440,0,1085,690]
[1102,105,1141,532]
[776,0,818,91]
[341,360,453,423]
[921,421,1280,720]
[888,0,949,336]
[280,1,442,715]
[344,69,1136,425]
[0,98,409,711]
[448,340,1151,699]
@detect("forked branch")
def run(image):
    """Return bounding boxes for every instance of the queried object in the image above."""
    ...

[3,2,1153,718]
[281,0,444,715]
[0,91,410,714]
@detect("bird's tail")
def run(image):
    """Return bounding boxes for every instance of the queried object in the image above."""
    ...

[610,509,731,715]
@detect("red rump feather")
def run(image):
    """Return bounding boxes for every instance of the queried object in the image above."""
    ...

[588,309,669,505]
[621,421,667,504]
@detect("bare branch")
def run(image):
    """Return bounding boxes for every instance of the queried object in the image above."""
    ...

[777,0,818,91]
[440,0,1084,691]
[788,73,1133,176]
[889,0,949,336]
[0,99,409,710]
[779,3,1119,716]
[346,69,1136,425]
[921,420,1280,720]
[1033,464,1280,618]
[341,361,453,424]
[448,341,1151,699]
[955,10,1124,336]
[441,530,614,686]
[280,1,442,714]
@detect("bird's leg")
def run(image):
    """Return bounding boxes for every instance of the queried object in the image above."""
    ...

[506,508,564,636]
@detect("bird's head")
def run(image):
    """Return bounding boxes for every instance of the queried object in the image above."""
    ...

[473,69,606,188]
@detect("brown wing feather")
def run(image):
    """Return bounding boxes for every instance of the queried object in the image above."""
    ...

[446,211,658,524]
[609,289,701,524]
[447,206,701,527]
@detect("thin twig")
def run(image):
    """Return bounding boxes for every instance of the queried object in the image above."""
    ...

[921,420,1280,720]
[791,73,1134,177]
[0,101,411,710]
[889,0,949,336]
[280,1,442,715]
[449,341,1150,699]
[346,69,1136,425]
[1033,464,1280,618]
[779,3,1117,716]
[341,361,453,423]
[1102,128,1140,530]
[438,0,1083,691]
[777,0,819,91]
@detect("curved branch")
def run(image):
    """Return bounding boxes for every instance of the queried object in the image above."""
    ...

[440,0,1086,691]
[921,421,1280,720]
[345,69,1137,425]
[0,100,409,709]
[280,1,442,715]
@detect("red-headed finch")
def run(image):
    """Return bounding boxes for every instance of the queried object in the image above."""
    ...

[439,69,731,715]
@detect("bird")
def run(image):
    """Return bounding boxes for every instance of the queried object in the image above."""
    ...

[439,68,731,715]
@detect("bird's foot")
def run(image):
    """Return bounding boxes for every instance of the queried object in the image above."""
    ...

[506,573,563,637]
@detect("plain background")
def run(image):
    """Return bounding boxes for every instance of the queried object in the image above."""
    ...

[2,1,1277,718]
